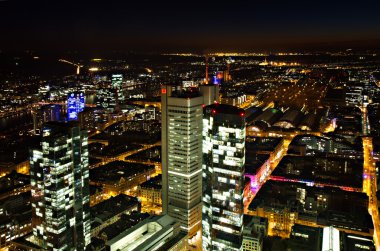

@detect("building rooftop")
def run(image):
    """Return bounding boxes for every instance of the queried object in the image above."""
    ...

[342,233,375,251]
[271,155,363,189]
[249,180,373,233]
[246,137,283,152]
[97,212,150,241]
[245,153,270,174]
[287,224,323,251]
[0,171,30,195]
[251,108,283,129]
[90,161,155,183]
[89,185,103,196]
[139,174,162,190]
[106,214,178,250]
[91,194,140,223]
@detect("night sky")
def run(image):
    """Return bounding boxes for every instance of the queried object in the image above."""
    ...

[1,0,380,53]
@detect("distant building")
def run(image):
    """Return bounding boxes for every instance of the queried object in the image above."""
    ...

[29,122,90,249]
[67,92,85,121]
[221,91,247,107]
[202,104,246,250]
[96,85,117,112]
[111,74,125,104]
[32,104,61,134]
[78,107,99,131]
[345,83,363,106]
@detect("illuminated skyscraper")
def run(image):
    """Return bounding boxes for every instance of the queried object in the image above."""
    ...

[111,74,123,89]
[96,74,124,112]
[161,83,218,237]
[30,122,90,250]
[111,74,125,104]
[67,92,85,121]
[202,104,246,251]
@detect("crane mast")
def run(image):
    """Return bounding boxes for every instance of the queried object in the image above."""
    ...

[59,59,83,75]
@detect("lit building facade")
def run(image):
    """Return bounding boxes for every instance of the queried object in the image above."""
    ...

[111,74,125,104]
[202,104,246,250]
[67,92,85,121]
[30,122,90,250]
[161,83,218,237]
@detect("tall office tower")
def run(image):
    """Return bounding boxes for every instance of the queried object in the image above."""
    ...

[202,104,246,251]
[67,92,85,121]
[111,74,125,104]
[32,104,61,135]
[200,84,220,106]
[161,83,218,237]
[30,121,90,250]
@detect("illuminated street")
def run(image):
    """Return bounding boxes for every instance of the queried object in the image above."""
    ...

[91,141,161,168]
[363,137,380,250]
[244,135,294,213]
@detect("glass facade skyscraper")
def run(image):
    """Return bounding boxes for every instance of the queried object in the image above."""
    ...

[111,74,125,103]
[67,92,85,121]
[202,104,246,251]
[30,121,90,250]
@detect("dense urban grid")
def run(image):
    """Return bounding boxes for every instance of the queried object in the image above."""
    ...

[0,51,380,251]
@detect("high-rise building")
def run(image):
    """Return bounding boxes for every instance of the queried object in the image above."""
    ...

[161,83,218,237]
[67,92,85,121]
[30,121,90,250]
[96,74,124,113]
[202,104,246,251]
[96,86,117,112]
[112,74,125,104]
[32,104,61,135]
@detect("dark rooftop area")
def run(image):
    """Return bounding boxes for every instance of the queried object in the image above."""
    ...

[272,155,363,189]
[246,137,283,152]
[91,194,140,222]
[90,161,155,183]
[249,180,373,233]
[139,174,162,190]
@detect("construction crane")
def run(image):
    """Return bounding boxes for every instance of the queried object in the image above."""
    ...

[224,57,235,81]
[204,54,209,84]
[59,59,83,75]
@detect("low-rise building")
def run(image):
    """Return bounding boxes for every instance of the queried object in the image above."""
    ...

[91,194,140,237]
[106,214,188,251]
[137,175,162,206]
[90,161,155,195]
[242,215,267,251]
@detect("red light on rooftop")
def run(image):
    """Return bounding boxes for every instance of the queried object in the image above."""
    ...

[240,112,245,117]
[161,88,167,94]
[217,72,223,79]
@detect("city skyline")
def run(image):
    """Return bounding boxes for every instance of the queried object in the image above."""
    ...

[1,2,380,250]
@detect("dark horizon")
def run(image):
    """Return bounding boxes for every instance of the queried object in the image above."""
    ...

[1,1,380,54]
